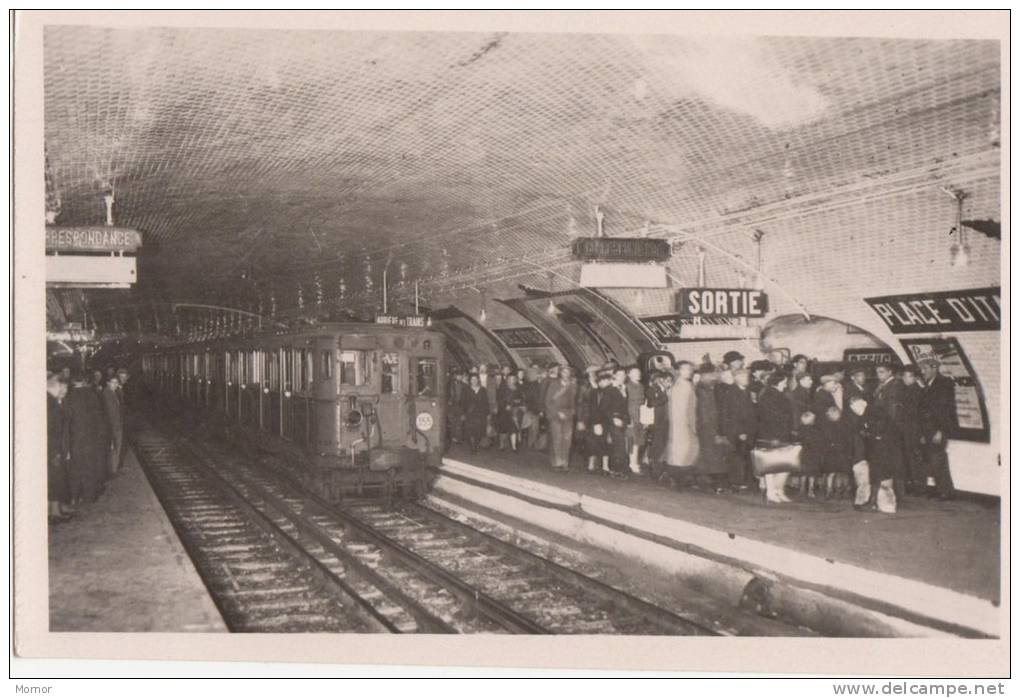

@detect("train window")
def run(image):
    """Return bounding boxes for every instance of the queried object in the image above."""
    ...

[339,350,367,386]
[283,349,294,391]
[321,350,333,379]
[380,352,400,394]
[266,351,280,390]
[303,350,314,389]
[416,358,438,396]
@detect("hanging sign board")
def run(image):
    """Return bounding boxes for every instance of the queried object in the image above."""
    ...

[676,288,769,318]
[638,314,758,343]
[571,237,671,263]
[46,255,136,288]
[46,225,143,253]
[375,315,427,328]
[864,287,1001,333]
[579,263,668,288]
[491,327,552,349]
[899,337,990,443]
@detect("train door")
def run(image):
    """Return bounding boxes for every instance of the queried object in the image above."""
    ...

[376,349,404,449]
[411,353,443,461]
[281,347,295,440]
[312,337,337,455]
[289,347,312,447]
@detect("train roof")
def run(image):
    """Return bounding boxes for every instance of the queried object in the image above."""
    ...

[149,321,443,351]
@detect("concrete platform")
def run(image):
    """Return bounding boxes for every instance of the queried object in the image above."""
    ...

[48,447,226,632]
[437,443,1001,637]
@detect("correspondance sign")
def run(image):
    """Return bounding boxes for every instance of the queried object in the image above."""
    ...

[46,225,143,253]
[676,288,768,318]
[864,287,1001,334]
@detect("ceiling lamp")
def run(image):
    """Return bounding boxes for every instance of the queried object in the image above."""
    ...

[942,187,970,269]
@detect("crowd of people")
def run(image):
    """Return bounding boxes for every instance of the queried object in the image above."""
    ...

[46,365,130,524]
[445,350,958,513]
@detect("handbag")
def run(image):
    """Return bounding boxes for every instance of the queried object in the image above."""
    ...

[751,441,803,476]
[639,403,655,426]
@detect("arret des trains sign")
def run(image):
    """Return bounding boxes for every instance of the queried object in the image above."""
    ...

[46,225,143,253]
[676,288,769,318]
[864,287,1001,334]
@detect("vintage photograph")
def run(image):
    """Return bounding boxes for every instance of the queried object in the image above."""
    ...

[12,9,1009,678]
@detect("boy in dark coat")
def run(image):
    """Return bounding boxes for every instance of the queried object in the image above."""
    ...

[820,405,854,499]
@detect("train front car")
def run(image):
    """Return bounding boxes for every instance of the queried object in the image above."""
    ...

[138,321,446,502]
[315,323,446,500]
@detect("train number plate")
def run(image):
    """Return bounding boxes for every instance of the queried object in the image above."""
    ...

[415,412,434,432]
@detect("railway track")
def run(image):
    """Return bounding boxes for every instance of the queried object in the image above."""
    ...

[135,418,724,635]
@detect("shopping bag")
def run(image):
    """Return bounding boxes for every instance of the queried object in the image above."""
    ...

[751,442,803,476]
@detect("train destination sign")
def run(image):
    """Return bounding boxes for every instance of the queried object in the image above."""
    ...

[375,315,427,328]
[864,287,1001,334]
[571,237,671,263]
[676,288,769,318]
[46,225,143,253]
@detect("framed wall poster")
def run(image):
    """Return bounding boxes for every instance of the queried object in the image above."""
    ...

[899,337,991,443]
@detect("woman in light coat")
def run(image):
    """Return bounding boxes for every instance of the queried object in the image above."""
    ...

[666,361,700,475]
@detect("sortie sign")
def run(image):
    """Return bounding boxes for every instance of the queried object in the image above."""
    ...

[676,288,768,318]
[864,287,1001,334]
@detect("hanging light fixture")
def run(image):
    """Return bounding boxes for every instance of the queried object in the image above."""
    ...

[546,271,558,315]
[479,287,488,324]
[943,187,970,269]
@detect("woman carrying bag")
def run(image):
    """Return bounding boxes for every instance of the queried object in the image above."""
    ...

[754,372,800,504]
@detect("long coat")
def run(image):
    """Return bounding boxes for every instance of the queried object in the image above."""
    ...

[496,383,524,433]
[921,372,957,442]
[859,403,903,482]
[544,379,577,423]
[722,385,757,444]
[461,386,490,443]
[626,380,646,444]
[695,382,726,475]
[64,385,107,502]
[787,386,814,434]
[645,383,670,464]
[821,417,855,474]
[757,386,792,444]
[899,382,924,447]
[666,379,699,467]
[47,394,69,503]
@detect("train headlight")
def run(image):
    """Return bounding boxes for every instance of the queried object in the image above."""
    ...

[345,410,364,429]
[415,412,434,432]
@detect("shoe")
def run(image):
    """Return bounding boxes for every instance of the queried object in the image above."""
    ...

[852,504,866,511]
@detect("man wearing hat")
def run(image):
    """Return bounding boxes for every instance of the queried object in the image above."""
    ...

[846,365,871,405]
[721,368,757,488]
[748,360,776,401]
[722,351,745,373]
[919,358,956,500]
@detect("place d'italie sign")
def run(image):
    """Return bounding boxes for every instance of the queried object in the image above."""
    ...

[45,225,143,253]
[864,287,1001,334]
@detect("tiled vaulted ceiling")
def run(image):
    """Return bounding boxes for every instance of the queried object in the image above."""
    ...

[43,26,1001,319]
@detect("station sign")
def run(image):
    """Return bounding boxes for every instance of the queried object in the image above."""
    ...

[864,287,1001,334]
[375,315,427,328]
[571,237,671,263]
[46,225,143,253]
[842,348,902,366]
[676,288,769,318]
[491,327,552,349]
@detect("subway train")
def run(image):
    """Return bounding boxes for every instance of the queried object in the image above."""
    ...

[139,322,447,500]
